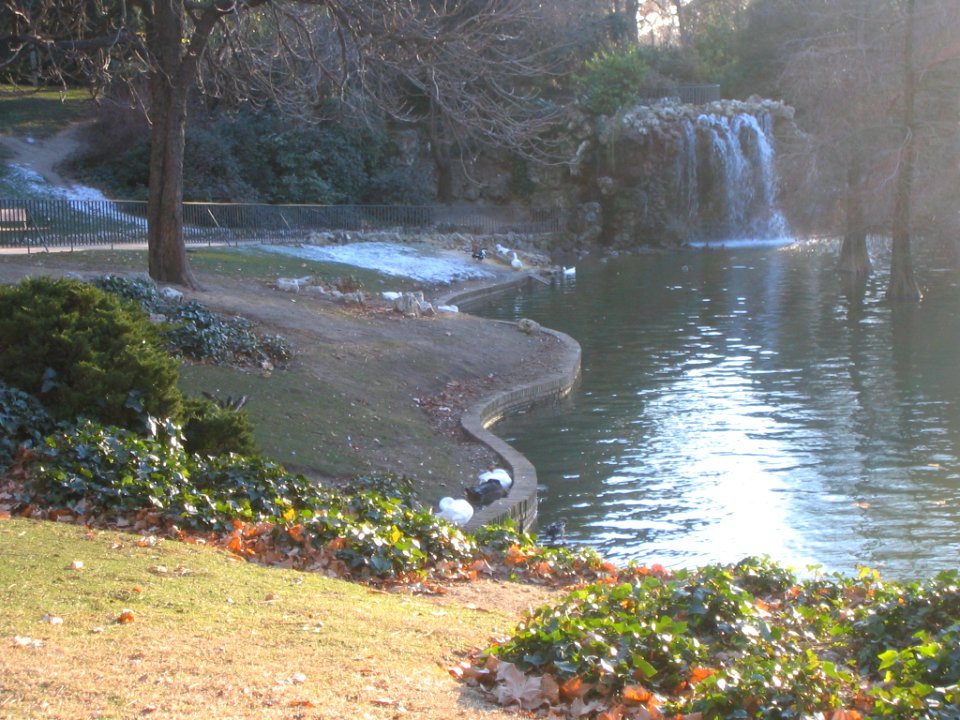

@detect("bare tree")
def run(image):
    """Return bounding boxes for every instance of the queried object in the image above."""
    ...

[887,0,921,300]
[1,0,561,288]
[769,0,960,297]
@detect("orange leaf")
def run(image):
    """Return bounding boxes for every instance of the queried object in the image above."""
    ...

[505,544,528,566]
[226,533,244,553]
[559,675,593,703]
[689,667,717,685]
[597,705,625,720]
[623,685,652,704]
[830,711,862,720]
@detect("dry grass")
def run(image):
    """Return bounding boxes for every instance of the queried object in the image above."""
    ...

[0,518,558,720]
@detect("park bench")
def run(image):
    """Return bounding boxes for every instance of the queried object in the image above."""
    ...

[0,207,48,251]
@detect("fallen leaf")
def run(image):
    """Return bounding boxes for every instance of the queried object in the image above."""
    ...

[540,673,560,705]
[689,667,717,685]
[495,662,548,711]
[597,704,625,720]
[504,544,528,566]
[569,697,604,718]
[622,685,652,704]
[830,711,862,720]
[42,613,64,625]
[287,700,316,708]
[13,636,42,648]
[289,672,307,684]
[560,675,593,703]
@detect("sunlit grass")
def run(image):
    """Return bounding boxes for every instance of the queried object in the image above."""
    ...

[0,518,512,720]
[0,84,93,138]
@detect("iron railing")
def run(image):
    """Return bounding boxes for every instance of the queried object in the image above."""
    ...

[0,199,563,250]
[637,84,721,106]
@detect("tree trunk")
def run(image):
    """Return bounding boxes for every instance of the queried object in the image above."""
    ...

[887,0,922,302]
[838,150,871,277]
[429,104,455,204]
[143,0,224,290]
[147,78,197,288]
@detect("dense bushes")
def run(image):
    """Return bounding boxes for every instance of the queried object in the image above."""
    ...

[575,50,649,116]
[0,277,182,431]
[0,380,58,470]
[181,396,258,458]
[73,107,433,205]
[485,559,960,718]
[11,419,476,578]
[0,276,285,458]
[91,274,290,366]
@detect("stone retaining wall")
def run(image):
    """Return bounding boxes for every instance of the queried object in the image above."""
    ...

[435,274,582,532]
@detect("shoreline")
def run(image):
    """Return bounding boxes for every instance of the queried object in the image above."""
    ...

[435,273,582,532]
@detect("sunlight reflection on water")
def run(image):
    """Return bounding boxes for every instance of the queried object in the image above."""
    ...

[476,239,960,578]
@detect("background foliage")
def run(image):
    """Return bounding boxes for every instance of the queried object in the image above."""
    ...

[73,106,433,205]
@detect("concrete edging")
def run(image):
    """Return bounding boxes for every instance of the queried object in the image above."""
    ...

[434,273,582,532]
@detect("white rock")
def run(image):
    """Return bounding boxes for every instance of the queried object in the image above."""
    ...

[276,278,301,293]
[437,304,459,313]
[159,286,184,302]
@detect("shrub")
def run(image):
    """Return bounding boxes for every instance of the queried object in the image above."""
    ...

[91,275,291,366]
[0,277,182,431]
[181,396,258,458]
[575,50,649,116]
[0,380,58,470]
[17,420,476,577]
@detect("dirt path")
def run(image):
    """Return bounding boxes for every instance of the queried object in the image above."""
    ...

[0,122,88,186]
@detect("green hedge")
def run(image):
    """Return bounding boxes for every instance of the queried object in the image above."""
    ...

[0,277,181,431]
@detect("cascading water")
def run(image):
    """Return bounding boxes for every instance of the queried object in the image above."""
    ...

[685,112,788,241]
[589,99,793,248]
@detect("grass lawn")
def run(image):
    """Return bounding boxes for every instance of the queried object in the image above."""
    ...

[0,247,463,484]
[0,518,519,719]
[0,84,93,138]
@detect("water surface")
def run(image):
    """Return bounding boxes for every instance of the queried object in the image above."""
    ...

[476,239,960,578]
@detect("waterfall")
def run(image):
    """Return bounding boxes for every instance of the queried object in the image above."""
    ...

[680,111,788,241]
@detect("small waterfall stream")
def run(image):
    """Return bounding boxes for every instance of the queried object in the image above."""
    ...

[594,103,792,247]
[688,112,788,240]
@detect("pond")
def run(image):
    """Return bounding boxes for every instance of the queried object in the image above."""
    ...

[474,238,960,579]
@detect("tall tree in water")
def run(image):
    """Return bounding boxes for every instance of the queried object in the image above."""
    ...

[0,0,559,288]
[887,0,921,301]
[762,0,960,292]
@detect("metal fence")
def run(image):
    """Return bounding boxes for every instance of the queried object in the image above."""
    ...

[0,198,563,251]
[637,84,721,106]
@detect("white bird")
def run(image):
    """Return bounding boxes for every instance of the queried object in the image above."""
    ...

[437,497,474,525]
[495,243,510,257]
[510,252,523,270]
[562,266,576,277]
[381,291,402,301]
[478,468,513,490]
